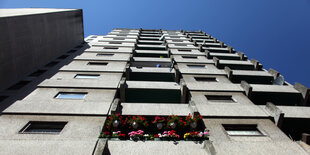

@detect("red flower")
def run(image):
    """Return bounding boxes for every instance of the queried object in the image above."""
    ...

[154,135,159,138]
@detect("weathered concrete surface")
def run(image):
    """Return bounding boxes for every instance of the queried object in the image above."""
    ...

[126,81,180,90]
[183,75,232,84]
[107,141,208,155]
[173,55,214,64]
[121,103,191,116]
[85,46,133,53]
[170,49,206,56]
[74,52,131,62]
[43,72,123,89]
[177,63,226,75]
[0,8,84,91]
[0,115,105,155]
[203,118,308,155]
[3,88,116,115]
[60,60,127,72]
[186,83,244,92]
[191,92,268,117]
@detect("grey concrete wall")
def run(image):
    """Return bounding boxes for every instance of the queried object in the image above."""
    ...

[0,9,84,91]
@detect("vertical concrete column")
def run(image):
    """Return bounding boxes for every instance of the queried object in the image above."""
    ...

[119,77,126,102]
[180,78,188,103]
[224,67,233,81]
[251,59,263,70]
[237,51,247,60]
[174,65,181,83]
[110,98,121,114]
[241,81,253,98]
[268,68,280,79]
[213,57,220,68]
[294,83,310,106]
[302,133,310,144]
[265,102,284,127]
[189,100,199,115]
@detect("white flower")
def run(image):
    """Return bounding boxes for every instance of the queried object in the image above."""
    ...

[144,134,149,137]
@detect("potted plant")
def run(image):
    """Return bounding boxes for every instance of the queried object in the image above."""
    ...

[99,131,111,138]
[111,131,121,140]
[166,115,184,129]
[119,133,126,140]
[168,130,180,141]
[159,131,169,140]
[198,131,210,140]
[184,131,209,141]
[152,116,166,130]
[128,130,144,141]
[126,116,148,129]
[143,134,150,141]
[184,113,202,129]
[105,113,123,130]
[154,134,160,141]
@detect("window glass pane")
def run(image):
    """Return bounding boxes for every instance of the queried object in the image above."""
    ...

[226,130,262,136]
[20,121,67,134]
[56,93,86,99]
[195,77,217,82]
[223,124,263,136]
[96,54,114,56]
[205,95,235,102]
[187,65,205,68]
[75,74,99,79]
[88,62,108,66]
[182,56,198,59]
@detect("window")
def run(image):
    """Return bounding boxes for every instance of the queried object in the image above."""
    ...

[205,95,235,102]
[87,62,108,66]
[55,92,87,99]
[187,65,205,68]
[174,44,187,46]
[7,81,30,90]
[96,54,114,56]
[75,74,100,79]
[29,70,47,77]
[178,49,191,52]
[223,124,263,136]
[109,42,122,44]
[104,47,118,49]
[67,50,77,53]
[19,121,67,134]
[182,56,198,59]
[116,34,127,36]
[45,61,59,67]
[113,38,125,40]
[57,55,69,59]
[194,77,217,82]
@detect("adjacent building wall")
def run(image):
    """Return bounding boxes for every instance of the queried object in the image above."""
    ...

[0,8,84,91]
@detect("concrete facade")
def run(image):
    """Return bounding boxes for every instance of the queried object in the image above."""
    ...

[0,12,309,154]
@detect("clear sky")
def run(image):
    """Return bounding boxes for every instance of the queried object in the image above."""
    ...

[1,0,310,87]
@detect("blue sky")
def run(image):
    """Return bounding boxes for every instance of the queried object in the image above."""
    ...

[1,0,310,87]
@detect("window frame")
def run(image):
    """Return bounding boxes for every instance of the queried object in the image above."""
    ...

[194,77,218,82]
[222,124,265,136]
[205,95,236,103]
[19,121,67,134]
[74,74,100,79]
[55,92,87,100]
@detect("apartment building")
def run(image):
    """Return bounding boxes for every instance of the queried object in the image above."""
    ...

[0,9,309,154]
